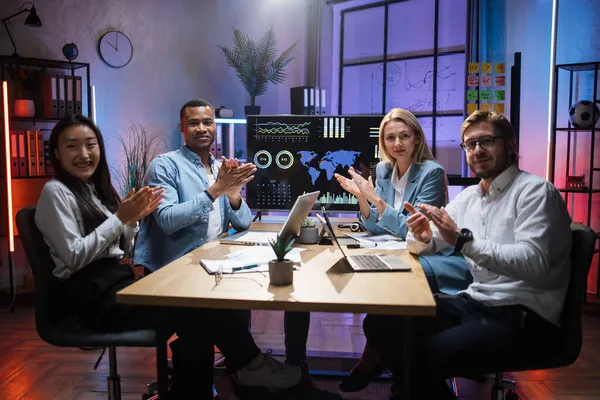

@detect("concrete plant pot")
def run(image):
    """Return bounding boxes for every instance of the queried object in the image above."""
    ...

[298,227,319,244]
[268,259,294,286]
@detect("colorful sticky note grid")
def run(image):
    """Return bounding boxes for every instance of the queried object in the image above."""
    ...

[494,76,505,87]
[467,90,478,101]
[494,103,505,114]
[481,103,491,112]
[482,63,492,73]
[480,76,492,86]
[480,90,492,101]
[494,90,505,101]
[468,76,479,86]
[468,63,479,74]
[494,63,505,74]
[467,103,478,115]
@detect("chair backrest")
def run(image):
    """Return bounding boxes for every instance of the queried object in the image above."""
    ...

[16,206,68,340]
[560,222,596,363]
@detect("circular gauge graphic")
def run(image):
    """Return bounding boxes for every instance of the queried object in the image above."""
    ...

[254,150,272,169]
[275,150,294,169]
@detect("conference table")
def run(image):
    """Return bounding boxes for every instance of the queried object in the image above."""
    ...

[116,222,436,399]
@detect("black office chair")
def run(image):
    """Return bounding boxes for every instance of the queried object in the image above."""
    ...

[16,206,168,400]
[454,223,596,400]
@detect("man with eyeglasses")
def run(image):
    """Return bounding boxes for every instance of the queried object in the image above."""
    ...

[361,111,572,399]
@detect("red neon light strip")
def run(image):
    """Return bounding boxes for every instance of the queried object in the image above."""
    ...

[3,81,14,252]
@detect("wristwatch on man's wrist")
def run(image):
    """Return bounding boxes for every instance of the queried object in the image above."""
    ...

[454,228,473,252]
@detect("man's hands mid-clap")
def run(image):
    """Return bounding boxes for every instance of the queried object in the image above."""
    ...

[404,201,459,246]
[207,157,257,202]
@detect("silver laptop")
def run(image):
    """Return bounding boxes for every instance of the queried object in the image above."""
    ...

[220,191,320,246]
[319,208,411,272]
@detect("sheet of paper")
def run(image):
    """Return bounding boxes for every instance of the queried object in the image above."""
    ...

[225,247,305,264]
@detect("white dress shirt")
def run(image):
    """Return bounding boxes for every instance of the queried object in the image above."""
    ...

[391,162,412,210]
[206,173,223,240]
[35,180,139,281]
[407,164,572,326]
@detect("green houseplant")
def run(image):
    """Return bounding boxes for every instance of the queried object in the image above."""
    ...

[218,26,297,115]
[268,234,296,285]
[299,217,319,244]
[112,124,165,197]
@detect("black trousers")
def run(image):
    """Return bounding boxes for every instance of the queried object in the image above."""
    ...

[63,259,261,398]
[284,311,311,367]
[363,293,561,399]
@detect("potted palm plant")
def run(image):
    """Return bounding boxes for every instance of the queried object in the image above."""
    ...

[218,26,297,115]
[299,217,318,244]
[268,234,296,286]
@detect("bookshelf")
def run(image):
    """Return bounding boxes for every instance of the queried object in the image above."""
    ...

[0,56,91,312]
[549,61,600,296]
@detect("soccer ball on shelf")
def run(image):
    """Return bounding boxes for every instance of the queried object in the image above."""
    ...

[568,100,600,129]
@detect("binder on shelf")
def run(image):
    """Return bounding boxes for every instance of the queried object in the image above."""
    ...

[57,77,65,118]
[17,130,27,177]
[319,89,326,115]
[27,130,37,176]
[10,131,18,177]
[42,75,58,118]
[65,76,74,116]
[36,131,46,176]
[44,139,54,176]
[291,86,327,115]
[74,76,82,114]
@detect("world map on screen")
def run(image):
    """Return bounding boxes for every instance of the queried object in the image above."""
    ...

[297,150,361,184]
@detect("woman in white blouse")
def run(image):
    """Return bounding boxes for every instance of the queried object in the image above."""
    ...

[35,115,301,398]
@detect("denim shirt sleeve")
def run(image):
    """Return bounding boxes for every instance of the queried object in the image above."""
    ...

[225,197,252,231]
[148,157,215,235]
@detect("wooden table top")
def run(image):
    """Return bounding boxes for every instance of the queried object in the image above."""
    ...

[117,223,436,316]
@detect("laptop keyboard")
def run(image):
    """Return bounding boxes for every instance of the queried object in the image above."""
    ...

[350,255,390,270]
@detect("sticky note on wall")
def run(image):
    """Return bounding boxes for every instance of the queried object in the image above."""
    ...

[481,103,491,112]
[467,103,478,114]
[467,90,478,101]
[468,63,479,74]
[494,63,505,74]
[482,63,492,73]
[494,103,505,114]
[494,90,505,101]
[480,76,492,86]
[480,90,492,101]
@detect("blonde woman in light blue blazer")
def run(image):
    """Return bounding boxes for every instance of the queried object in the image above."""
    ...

[335,108,472,392]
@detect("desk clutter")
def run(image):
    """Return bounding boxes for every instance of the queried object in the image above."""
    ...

[200,246,305,274]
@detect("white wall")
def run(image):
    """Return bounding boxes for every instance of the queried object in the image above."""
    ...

[0,0,308,158]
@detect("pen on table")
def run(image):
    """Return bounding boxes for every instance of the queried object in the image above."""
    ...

[347,242,377,249]
[231,264,260,273]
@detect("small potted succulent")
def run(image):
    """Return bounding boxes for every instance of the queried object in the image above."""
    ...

[299,217,319,244]
[268,234,296,286]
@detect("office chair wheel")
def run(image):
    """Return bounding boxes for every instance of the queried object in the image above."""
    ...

[506,390,520,400]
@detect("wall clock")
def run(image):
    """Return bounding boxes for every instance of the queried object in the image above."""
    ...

[98,31,133,68]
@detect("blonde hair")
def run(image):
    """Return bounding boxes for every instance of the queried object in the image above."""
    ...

[461,111,517,163]
[378,108,434,164]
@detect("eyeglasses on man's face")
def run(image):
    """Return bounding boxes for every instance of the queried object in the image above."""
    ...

[460,136,504,152]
